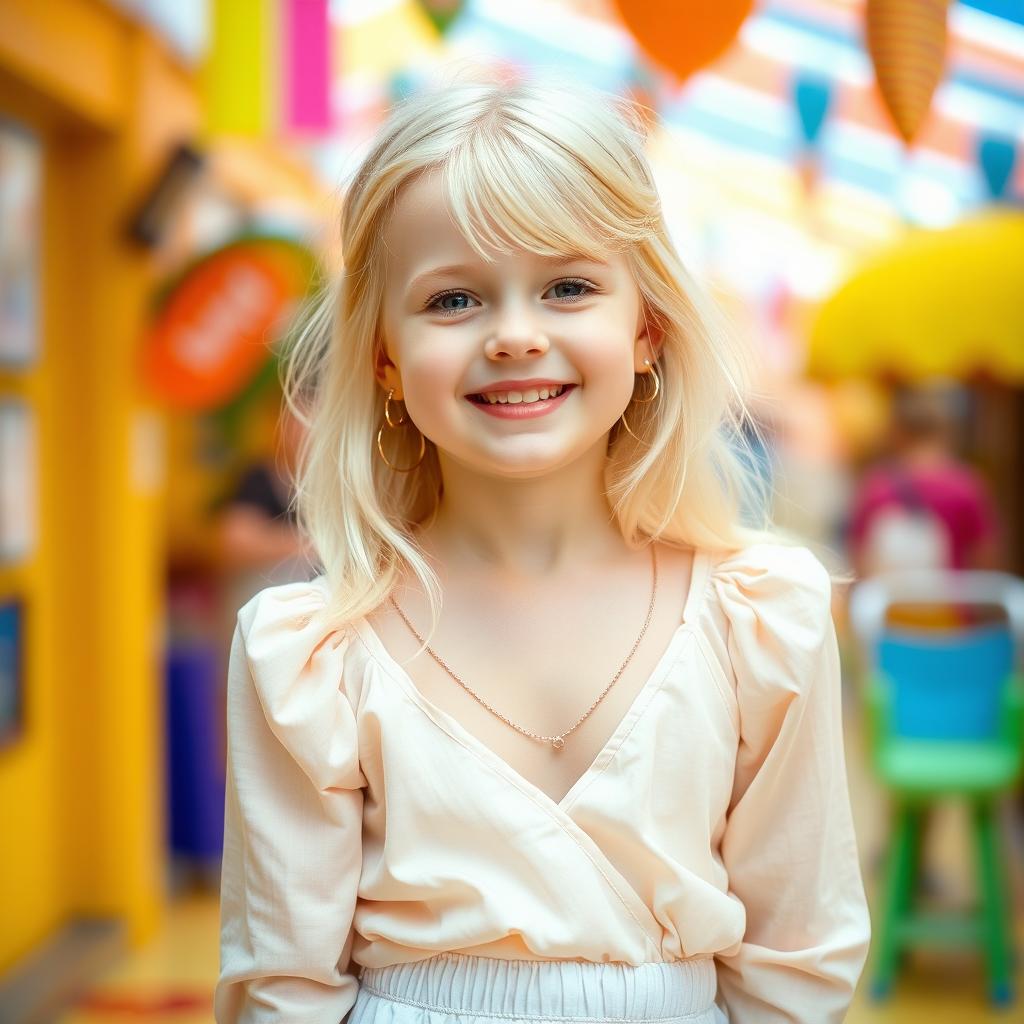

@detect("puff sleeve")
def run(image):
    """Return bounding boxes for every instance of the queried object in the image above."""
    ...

[710,544,871,1023]
[214,581,367,1024]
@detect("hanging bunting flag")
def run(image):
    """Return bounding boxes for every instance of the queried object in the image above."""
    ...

[417,0,466,37]
[612,1,753,84]
[793,72,832,148]
[284,0,331,134]
[977,134,1017,201]
[203,0,275,137]
[865,0,948,146]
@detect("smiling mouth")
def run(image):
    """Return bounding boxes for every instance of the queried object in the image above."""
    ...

[467,384,578,405]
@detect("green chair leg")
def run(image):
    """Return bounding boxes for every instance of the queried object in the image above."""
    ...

[871,803,922,1000]
[910,805,931,898]
[971,801,1015,1007]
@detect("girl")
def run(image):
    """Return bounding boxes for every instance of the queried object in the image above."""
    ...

[215,70,871,1024]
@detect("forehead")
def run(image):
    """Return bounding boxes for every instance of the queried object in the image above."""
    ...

[382,171,458,263]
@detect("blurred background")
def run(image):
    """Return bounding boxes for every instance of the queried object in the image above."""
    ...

[1,0,1023,1021]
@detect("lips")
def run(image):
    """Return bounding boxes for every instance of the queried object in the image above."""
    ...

[464,379,576,397]
[465,384,576,419]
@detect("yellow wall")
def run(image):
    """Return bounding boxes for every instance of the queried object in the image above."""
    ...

[0,0,201,969]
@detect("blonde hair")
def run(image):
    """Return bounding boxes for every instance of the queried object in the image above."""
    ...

[282,69,802,644]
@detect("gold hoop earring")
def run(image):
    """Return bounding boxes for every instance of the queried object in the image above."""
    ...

[619,359,660,441]
[376,388,426,471]
[632,359,660,403]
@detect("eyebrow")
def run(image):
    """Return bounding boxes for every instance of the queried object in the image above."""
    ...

[407,256,609,294]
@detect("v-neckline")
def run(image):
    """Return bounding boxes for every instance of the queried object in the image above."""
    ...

[351,547,711,816]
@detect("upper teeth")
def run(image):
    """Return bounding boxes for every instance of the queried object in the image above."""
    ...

[480,385,566,404]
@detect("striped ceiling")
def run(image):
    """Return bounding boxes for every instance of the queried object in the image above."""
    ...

[322,0,1023,214]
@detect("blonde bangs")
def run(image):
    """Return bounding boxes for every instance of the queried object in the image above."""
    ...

[442,102,653,263]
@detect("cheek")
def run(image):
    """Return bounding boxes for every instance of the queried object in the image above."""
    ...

[398,341,467,418]
[568,320,637,400]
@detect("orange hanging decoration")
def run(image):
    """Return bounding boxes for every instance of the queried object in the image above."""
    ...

[865,0,949,146]
[612,1,753,84]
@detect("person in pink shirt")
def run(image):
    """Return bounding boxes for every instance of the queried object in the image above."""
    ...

[847,384,1003,579]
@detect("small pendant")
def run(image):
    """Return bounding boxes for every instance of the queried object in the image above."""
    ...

[551,735,565,750]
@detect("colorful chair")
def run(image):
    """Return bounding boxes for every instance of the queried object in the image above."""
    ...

[849,569,1024,1007]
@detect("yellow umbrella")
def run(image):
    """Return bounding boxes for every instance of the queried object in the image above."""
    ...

[807,210,1024,383]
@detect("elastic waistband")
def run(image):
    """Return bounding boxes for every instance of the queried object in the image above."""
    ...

[357,953,718,1020]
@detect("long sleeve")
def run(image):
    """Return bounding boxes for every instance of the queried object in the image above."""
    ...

[215,581,367,1024]
[710,544,871,1023]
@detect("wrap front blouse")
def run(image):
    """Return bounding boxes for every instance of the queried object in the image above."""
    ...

[215,541,871,1023]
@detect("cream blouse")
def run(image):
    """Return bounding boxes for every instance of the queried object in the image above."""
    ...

[215,541,871,1023]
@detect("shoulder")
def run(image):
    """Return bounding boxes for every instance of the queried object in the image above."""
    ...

[237,575,334,651]
[231,577,363,789]
[703,542,835,698]
[708,540,832,612]
[235,575,356,688]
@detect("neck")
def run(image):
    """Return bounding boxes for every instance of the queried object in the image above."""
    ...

[415,441,633,581]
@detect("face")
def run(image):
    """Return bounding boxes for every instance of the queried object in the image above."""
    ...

[375,168,660,478]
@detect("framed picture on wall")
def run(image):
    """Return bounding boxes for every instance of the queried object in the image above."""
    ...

[0,598,22,748]
[0,117,41,369]
[0,400,36,562]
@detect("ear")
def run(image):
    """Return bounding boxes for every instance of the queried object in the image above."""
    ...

[373,337,402,397]
[634,304,665,370]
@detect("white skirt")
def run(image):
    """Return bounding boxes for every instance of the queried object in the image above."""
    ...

[349,953,730,1024]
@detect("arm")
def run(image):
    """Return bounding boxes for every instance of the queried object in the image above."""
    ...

[215,611,364,1023]
[713,549,871,1023]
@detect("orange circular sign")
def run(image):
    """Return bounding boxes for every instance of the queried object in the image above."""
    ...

[141,237,315,410]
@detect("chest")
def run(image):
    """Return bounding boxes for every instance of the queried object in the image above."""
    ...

[363,548,695,807]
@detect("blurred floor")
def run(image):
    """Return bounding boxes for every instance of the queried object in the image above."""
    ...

[57,892,218,1022]
[56,684,1024,1023]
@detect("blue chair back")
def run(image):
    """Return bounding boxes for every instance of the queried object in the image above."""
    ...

[878,624,1014,741]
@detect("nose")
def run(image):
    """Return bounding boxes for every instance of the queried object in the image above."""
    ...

[484,316,550,361]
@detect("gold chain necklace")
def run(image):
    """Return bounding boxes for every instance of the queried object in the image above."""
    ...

[387,545,658,750]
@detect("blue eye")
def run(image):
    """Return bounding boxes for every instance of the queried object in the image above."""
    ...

[423,278,597,318]
[547,278,595,300]
[429,291,476,316]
